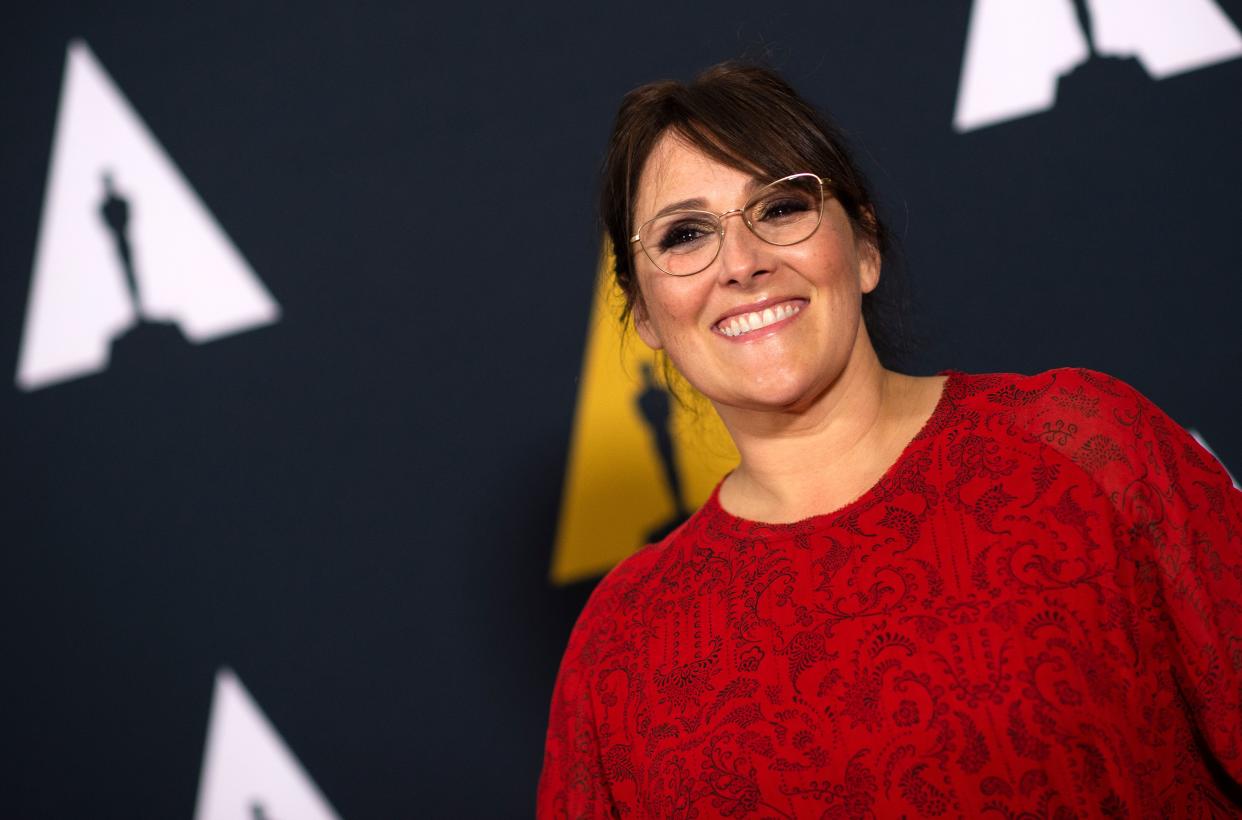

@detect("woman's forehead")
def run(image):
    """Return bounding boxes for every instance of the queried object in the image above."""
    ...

[635,133,764,218]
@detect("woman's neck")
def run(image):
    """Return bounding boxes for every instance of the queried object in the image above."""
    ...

[714,343,942,524]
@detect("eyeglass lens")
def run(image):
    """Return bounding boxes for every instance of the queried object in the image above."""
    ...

[638,175,824,276]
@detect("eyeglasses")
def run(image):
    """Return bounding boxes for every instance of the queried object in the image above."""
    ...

[630,172,831,276]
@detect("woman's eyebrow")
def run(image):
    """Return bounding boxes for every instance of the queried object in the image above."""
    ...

[651,197,708,219]
[648,178,766,220]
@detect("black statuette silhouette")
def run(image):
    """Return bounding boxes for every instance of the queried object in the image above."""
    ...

[100,172,142,314]
[94,169,189,375]
[1070,0,1098,58]
[637,361,691,544]
[1053,0,1150,115]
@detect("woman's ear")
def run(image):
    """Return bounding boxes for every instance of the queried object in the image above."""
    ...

[855,208,882,294]
[858,238,881,295]
[633,298,664,350]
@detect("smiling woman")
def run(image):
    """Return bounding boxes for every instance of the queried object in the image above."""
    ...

[538,63,1242,818]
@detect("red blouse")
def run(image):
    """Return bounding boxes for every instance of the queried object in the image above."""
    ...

[538,369,1242,818]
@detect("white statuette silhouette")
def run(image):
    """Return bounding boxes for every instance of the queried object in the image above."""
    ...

[16,40,280,391]
[954,0,1242,132]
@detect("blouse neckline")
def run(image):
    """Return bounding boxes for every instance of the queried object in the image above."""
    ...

[701,371,960,531]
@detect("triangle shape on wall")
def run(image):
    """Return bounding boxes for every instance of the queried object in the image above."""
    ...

[16,39,280,391]
[194,668,340,820]
[550,246,738,585]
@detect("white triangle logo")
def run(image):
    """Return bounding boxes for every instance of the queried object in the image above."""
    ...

[954,0,1242,132]
[15,40,280,391]
[194,668,341,820]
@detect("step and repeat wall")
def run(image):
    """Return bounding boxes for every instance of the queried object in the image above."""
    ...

[3,1,1240,816]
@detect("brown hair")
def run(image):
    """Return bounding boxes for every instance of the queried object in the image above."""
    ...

[600,61,908,366]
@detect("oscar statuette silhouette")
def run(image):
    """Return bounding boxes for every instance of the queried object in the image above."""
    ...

[637,361,693,544]
[97,170,189,372]
[1055,0,1149,109]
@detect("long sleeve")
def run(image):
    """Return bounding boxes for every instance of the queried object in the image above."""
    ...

[538,573,627,820]
[1096,376,1242,787]
[537,645,611,818]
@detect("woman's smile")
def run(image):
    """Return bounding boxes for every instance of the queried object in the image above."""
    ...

[712,297,808,340]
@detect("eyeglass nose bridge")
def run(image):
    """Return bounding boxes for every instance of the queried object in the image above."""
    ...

[713,207,748,237]
[686,206,773,275]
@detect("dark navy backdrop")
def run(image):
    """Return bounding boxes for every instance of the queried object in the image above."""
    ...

[2,2,1239,816]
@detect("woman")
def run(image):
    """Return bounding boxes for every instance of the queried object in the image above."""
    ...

[539,62,1241,818]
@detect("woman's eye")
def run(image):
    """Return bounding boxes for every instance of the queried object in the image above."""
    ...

[755,196,812,221]
[657,221,714,252]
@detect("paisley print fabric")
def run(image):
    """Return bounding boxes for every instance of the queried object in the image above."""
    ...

[538,370,1242,818]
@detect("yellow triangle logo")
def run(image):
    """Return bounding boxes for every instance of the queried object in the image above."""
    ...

[550,244,738,585]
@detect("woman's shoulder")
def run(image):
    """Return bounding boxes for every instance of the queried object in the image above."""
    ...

[945,367,1131,410]
[948,367,1234,513]
[946,367,1161,429]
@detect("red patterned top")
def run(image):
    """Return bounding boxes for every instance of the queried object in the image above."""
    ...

[538,369,1242,819]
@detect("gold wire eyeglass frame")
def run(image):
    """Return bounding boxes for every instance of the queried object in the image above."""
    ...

[629,172,831,276]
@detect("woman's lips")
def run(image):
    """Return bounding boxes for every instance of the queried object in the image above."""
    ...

[713,299,807,338]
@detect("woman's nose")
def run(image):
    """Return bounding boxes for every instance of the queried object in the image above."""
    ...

[716,211,772,286]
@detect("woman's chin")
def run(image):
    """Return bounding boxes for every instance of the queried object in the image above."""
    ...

[715,376,827,415]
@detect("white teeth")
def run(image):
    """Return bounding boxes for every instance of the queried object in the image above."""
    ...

[717,302,803,337]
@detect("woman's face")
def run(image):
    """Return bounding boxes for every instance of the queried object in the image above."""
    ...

[631,132,880,414]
